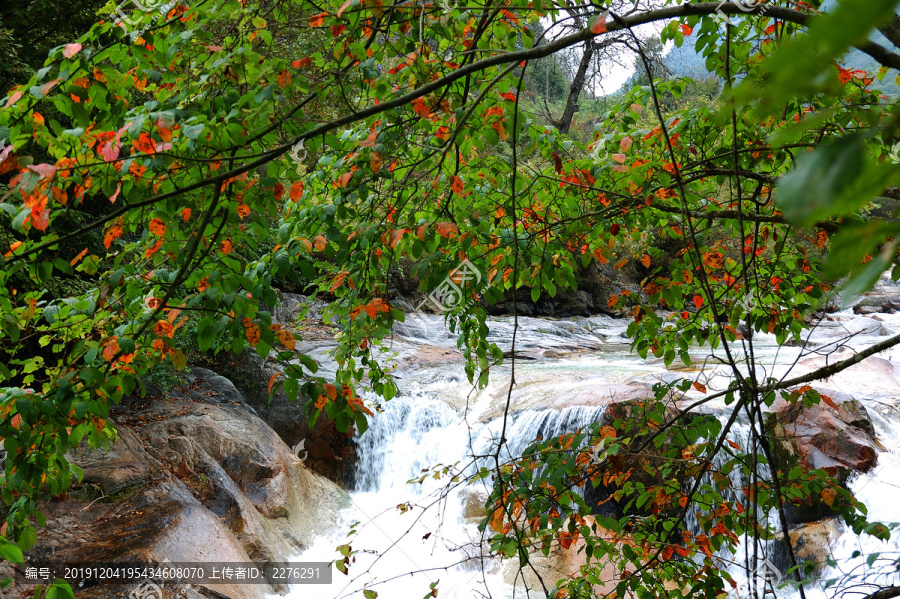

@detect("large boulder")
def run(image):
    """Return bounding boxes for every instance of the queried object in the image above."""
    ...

[766,392,878,523]
[9,369,347,599]
[203,293,357,484]
[767,393,878,482]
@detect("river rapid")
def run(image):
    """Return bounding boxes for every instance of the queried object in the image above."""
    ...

[279,294,900,599]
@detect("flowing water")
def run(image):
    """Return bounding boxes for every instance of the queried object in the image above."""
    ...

[280,302,900,599]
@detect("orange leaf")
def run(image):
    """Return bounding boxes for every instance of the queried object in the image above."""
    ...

[102,337,120,361]
[693,294,704,309]
[313,235,327,251]
[436,222,458,239]
[693,381,707,394]
[181,207,192,222]
[489,507,505,533]
[276,329,296,350]
[70,248,88,267]
[148,218,166,236]
[821,394,838,410]
[821,487,837,507]
[154,320,175,338]
[680,23,693,36]
[289,181,304,202]
[243,318,261,346]
[145,238,162,258]
[237,203,251,219]
[104,221,123,249]
[641,254,651,268]
[330,271,348,291]
[268,372,282,395]
[310,12,328,26]
[450,176,464,194]
[558,530,578,550]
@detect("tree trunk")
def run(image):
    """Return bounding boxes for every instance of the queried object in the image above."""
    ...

[557,40,594,134]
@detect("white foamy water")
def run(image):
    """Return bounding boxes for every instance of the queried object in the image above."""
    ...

[279,304,900,599]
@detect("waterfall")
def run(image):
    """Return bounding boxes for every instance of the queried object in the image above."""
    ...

[278,310,900,599]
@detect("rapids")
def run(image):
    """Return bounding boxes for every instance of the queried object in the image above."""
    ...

[279,300,900,599]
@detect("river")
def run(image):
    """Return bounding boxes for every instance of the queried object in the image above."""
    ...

[279,299,900,599]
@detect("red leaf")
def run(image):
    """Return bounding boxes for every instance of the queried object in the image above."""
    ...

[148,218,166,236]
[337,0,355,17]
[693,294,704,309]
[435,222,458,239]
[289,181,304,202]
[4,91,22,109]
[268,372,282,395]
[330,24,346,37]
[102,337,119,361]
[292,58,312,68]
[27,164,57,180]
[821,394,838,410]
[680,24,693,36]
[99,139,121,162]
[63,43,83,59]
[589,11,609,34]
[552,152,563,174]
[310,12,328,27]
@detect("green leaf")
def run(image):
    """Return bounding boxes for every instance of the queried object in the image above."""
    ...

[777,134,888,226]
[824,221,900,280]
[283,377,299,402]
[169,348,187,371]
[0,538,24,563]
[738,0,900,110]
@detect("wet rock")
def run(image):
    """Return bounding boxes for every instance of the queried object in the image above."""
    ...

[788,518,843,574]
[459,488,489,520]
[853,295,900,315]
[768,394,879,484]
[584,399,693,519]
[11,369,348,599]
[204,347,358,484]
[68,425,157,495]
